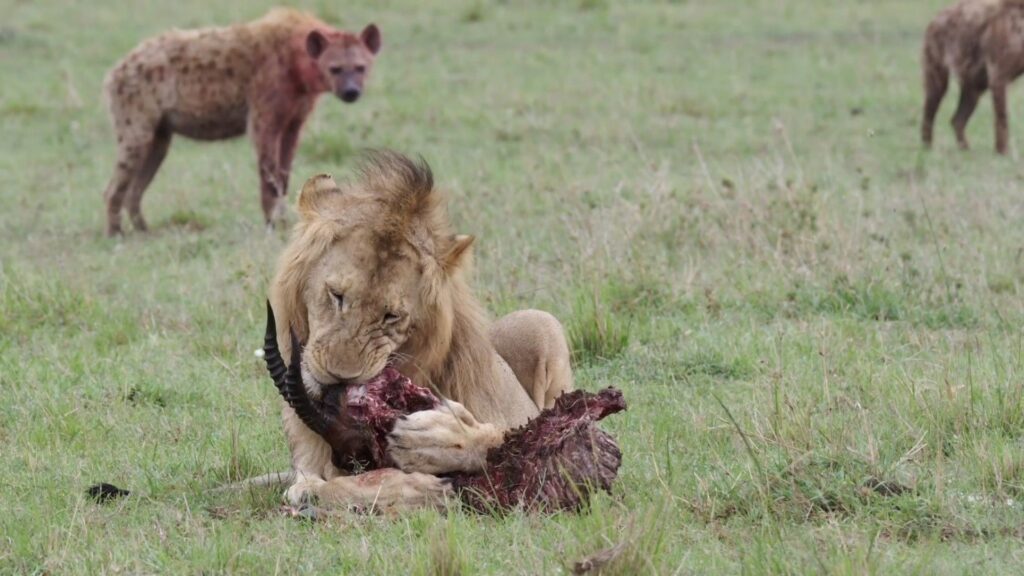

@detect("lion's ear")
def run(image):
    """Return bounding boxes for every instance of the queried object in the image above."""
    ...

[441,234,474,273]
[298,174,339,221]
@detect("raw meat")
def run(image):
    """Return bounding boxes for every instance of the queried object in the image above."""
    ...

[262,301,626,512]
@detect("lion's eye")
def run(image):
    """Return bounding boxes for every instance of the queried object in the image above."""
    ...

[330,290,345,307]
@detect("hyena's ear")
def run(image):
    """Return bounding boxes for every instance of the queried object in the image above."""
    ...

[440,234,474,274]
[298,174,339,221]
[306,30,328,59]
[360,24,381,54]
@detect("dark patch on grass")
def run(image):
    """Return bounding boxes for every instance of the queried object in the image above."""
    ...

[461,1,486,23]
[124,385,168,408]
[205,505,236,520]
[495,128,522,142]
[165,209,210,232]
[86,482,131,502]
[672,350,754,381]
[861,477,911,498]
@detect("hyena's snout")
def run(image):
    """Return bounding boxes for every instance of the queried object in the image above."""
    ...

[337,77,363,103]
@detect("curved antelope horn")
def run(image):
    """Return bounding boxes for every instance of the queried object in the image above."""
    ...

[263,300,330,436]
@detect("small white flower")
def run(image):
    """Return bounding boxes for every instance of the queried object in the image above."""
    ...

[254,349,265,358]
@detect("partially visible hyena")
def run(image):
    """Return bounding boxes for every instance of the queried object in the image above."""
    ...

[922,0,1024,154]
[102,8,381,235]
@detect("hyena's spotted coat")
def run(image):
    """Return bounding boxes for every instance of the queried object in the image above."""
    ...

[103,8,381,235]
[922,0,1024,153]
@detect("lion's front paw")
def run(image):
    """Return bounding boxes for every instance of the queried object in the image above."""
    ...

[387,402,503,474]
[285,476,326,506]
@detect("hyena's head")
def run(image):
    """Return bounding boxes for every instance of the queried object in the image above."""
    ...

[306,24,382,103]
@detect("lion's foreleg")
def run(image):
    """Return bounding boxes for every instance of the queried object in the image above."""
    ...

[281,401,336,477]
[286,468,452,512]
[386,400,505,474]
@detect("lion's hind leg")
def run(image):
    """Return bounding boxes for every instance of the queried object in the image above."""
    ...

[489,309,574,410]
[285,469,452,513]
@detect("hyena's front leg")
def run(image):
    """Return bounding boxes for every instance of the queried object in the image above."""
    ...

[277,104,313,200]
[991,79,1010,155]
[921,60,949,147]
[250,111,287,227]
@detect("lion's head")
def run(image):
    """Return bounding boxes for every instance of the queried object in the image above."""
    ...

[271,151,489,398]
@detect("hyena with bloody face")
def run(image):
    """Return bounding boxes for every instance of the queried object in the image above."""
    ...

[922,0,1024,154]
[102,8,381,236]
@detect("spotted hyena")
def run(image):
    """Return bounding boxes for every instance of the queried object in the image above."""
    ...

[922,0,1024,154]
[102,8,381,236]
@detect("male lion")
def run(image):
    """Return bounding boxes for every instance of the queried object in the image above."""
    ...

[267,151,573,510]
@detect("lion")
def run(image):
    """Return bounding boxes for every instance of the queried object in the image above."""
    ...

[264,151,573,510]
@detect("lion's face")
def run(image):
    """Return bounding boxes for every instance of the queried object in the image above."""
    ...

[301,227,423,385]
[273,153,475,391]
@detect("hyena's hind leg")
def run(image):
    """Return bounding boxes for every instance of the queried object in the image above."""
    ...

[490,309,574,410]
[126,123,173,232]
[921,57,949,147]
[990,78,1011,155]
[104,141,150,236]
[952,76,987,150]
[104,100,163,236]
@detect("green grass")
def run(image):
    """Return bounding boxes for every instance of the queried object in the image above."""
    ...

[3,0,1024,572]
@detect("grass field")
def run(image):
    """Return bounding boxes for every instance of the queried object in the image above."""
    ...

[3,0,1024,573]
